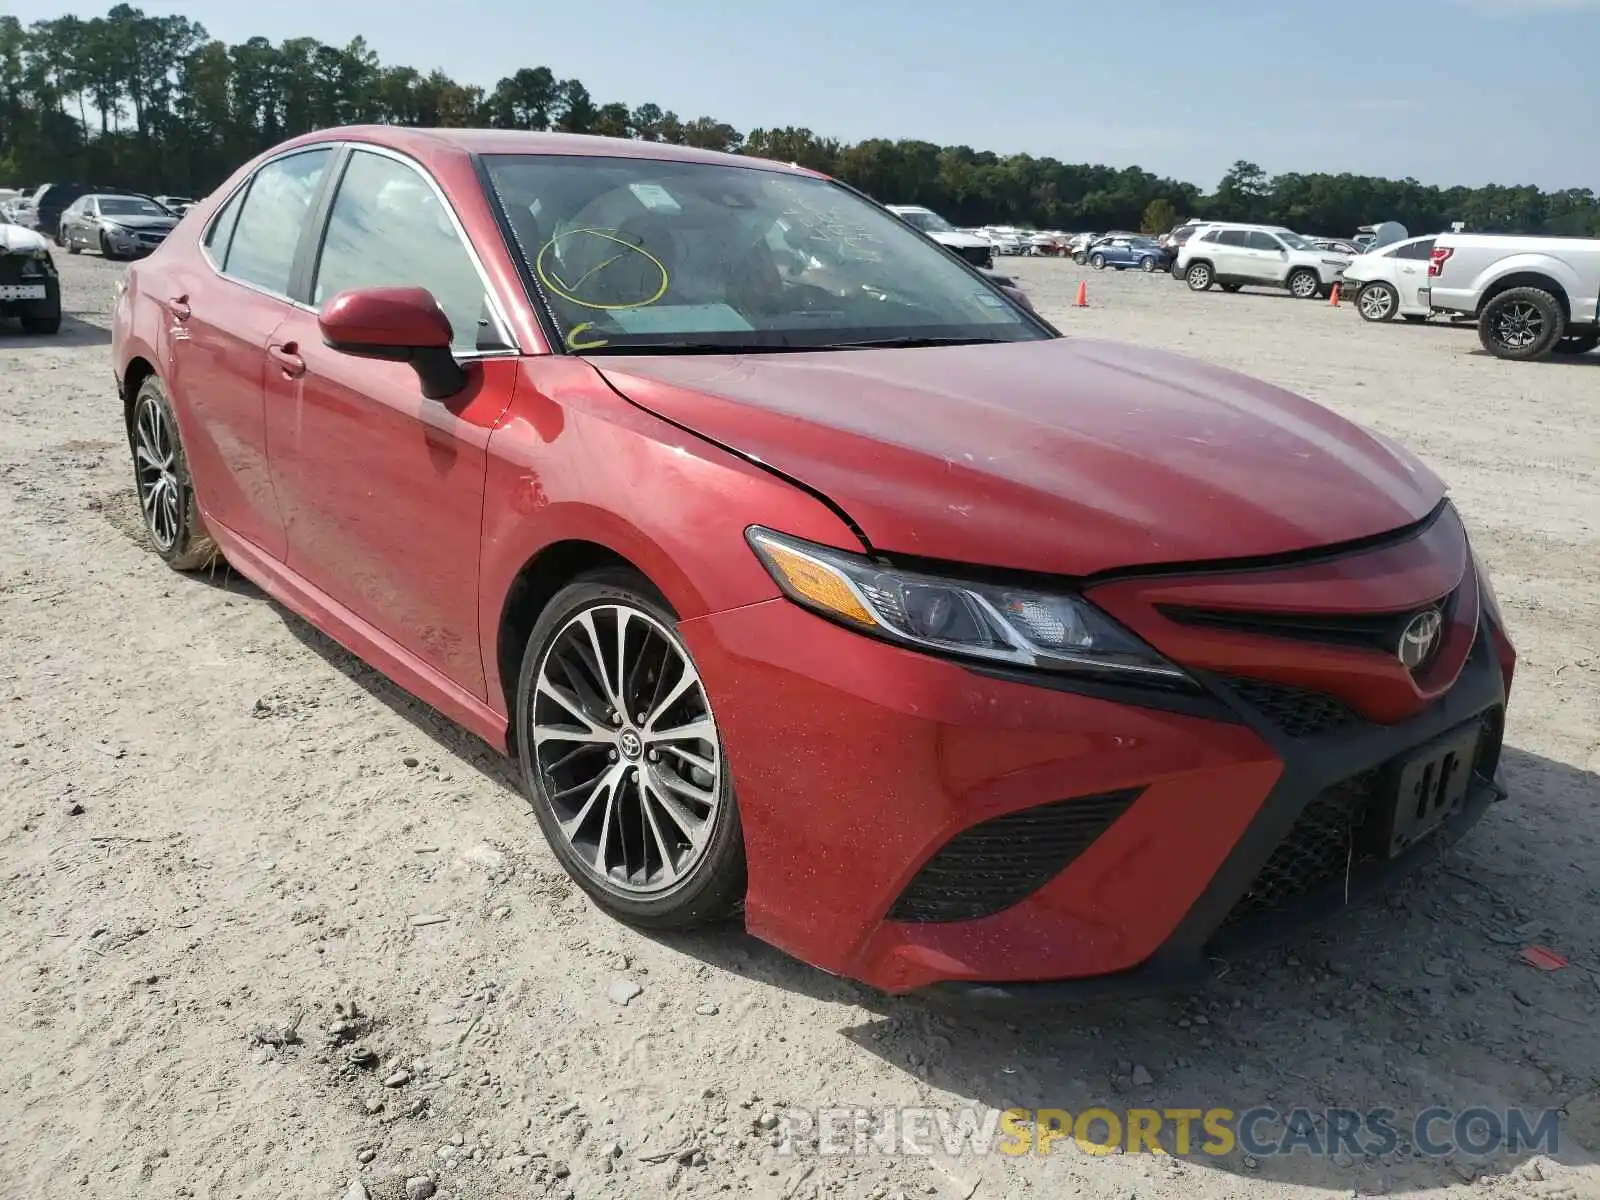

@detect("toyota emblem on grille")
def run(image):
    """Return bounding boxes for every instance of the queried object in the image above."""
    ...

[1398,608,1443,670]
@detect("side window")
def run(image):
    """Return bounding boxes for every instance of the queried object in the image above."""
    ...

[1217,230,1248,247]
[312,150,499,353]
[1197,229,1219,243]
[1245,231,1282,251]
[1397,239,1436,261]
[204,187,246,263]
[223,148,334,296]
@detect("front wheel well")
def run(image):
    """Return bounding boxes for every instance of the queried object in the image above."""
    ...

[495,540,644,719]
[1479,273,1570,319]
[121,356,158,436]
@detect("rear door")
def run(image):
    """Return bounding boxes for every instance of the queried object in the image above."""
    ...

[1391,237,1436,310]
[1245,230,1289,282]
[1212,229,1250,277]
[262,146,519,697]
[161,146,338,561]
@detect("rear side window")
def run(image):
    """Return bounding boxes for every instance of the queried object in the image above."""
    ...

[1395,239,1436,261]
[223,149,333,296]
[1217,230,1248,247]
[204,187,245,262]
[312,149,500,353]
[1197,229,1219,243]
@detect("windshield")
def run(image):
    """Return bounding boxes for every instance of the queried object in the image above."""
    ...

[898,209,956,234]
[99,196,170,218]
[483,155,1044,353]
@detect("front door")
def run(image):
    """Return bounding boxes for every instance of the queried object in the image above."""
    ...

[263,147,518,697]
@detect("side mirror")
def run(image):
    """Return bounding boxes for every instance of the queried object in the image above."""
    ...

[318,286,468,401]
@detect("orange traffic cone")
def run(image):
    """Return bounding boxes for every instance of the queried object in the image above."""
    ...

[1328,282,1341,307]
[1074,280,1088,307]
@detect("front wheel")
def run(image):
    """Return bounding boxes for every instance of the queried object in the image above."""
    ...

[515,570,746,930]
[1357,281,1399,322]
[99,230,118,260]
[1139,256,1156,272]
[1288,268,1320,299]
[129,376,218,570]
[1185,262,1213,291]
[1478,287,1566,361]
[1090,253,1106,270]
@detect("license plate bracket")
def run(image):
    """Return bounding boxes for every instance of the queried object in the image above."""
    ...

[1380,721,1482,858]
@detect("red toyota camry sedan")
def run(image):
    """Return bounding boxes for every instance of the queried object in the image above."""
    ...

[111,128,1515,999]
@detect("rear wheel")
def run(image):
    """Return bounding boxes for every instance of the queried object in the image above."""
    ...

[129,375,218,570]
[1090,253,1106,270]
[1552,331,1599,356]
[514,570,746,930]
[1185,262,1213,291]
[1478,287,1565,361]
[1288,268,1320,299]
[1357,281,1398,322]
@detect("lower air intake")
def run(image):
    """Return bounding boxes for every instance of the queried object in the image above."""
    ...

[886,789,1141,923]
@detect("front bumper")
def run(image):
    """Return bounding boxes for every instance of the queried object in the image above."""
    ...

[681,530,1512,997]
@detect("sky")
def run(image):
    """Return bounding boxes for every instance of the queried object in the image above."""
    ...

[11,0,1599,192]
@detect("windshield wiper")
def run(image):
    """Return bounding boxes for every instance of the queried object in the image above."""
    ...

[817,335,1012,350]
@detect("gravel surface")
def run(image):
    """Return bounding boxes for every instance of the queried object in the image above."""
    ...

[2,251,1598,1199]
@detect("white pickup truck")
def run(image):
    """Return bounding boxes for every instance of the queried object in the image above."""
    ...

[1426,232,1600,361]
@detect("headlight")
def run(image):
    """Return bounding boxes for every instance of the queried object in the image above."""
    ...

[746,527,1189,682]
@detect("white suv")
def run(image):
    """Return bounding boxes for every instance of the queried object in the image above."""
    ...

[1176,223,1352,299]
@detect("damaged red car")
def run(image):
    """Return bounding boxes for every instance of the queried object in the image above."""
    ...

[112,128,1516,999]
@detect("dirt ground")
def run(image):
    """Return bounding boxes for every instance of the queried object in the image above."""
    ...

[2,250,1598,1200]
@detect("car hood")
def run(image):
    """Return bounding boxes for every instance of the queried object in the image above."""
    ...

[0,223,50,254]
[594,338,1446,576]
[103,215,176,231]
[928,231,992,249]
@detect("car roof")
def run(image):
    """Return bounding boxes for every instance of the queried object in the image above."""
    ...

[272,125,820,178]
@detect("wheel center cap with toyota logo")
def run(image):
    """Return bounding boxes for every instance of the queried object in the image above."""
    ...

[1398,608,1444,671]
[618,728,644,761]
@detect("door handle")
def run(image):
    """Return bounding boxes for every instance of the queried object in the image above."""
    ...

[268,342,305,379]
[167,295,191,321]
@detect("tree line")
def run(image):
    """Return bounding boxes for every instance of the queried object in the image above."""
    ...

[4,6,1597,238]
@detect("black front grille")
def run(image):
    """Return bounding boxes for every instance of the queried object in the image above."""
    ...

[887,789,1141,923]
[1221,676,1359,738]
[1161,589,1460,661]
[1221,771,1383,927]
[956,244,993,269]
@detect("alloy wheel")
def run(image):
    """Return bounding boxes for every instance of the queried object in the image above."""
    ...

[531,603,722,896]
[1187,264,1211,290]
[1290,271,1319,298]
[1358,284,1396,321]
[133,395,181,551]
[1492,302,1543,350]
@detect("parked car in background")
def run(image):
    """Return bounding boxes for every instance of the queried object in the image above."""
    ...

[154,195,198,216]
[112,126,1514,997]
[1177,223,1352,298]
[1340,235,1439,323]
[30,182,138,243]
[59,193,181,259]
[0,213,62,334]
[1087,235,1165,272]
[884,204,994,269]
[1310,238,1362,256]
[983,227,1028,256]
[1427,232,1600,360]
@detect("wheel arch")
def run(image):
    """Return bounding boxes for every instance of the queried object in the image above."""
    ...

[1478,270,1571,320]
[493,537,664,723]
[121,355,159,436]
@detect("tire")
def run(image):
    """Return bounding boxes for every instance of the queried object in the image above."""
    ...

[1185,262,1213,291]
[1220,283,1243,293]
[129,375,218,570]
[20,314,60,335]
[1072,252,1087,265]
[67,233,81,255]
[1357,281,1399,323]
[1477,287,1566,361]
[99,230,117,260]
[514,568,746,930]
[1287,268,1320,299]
[1090,253,1106,270]
[1552,331,1600,356]
[1139,256,1156,272]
